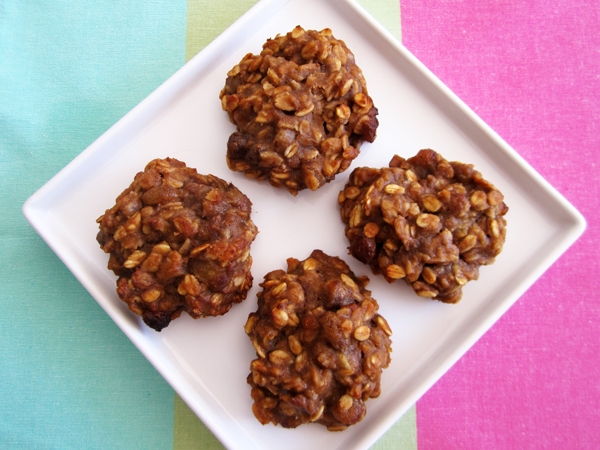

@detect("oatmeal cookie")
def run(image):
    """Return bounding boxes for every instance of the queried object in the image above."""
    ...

[339,149,508,303]
[96,158,258,331]
[220,25,379,195]
[245,250,392,431]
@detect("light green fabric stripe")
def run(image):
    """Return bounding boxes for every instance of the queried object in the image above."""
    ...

[174,395,225,449]
[175,396,416,450]
[357,0,402,41]
[185,0,260,61]
[370,406,418,450]
[175,1,415,449]
[185,0,401,62]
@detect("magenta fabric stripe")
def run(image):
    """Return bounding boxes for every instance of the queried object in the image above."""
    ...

[402,1,600,448]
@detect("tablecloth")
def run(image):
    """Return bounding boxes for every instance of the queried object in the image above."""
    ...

[1,0,598,449]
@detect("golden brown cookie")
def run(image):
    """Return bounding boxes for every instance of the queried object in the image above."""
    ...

[245,250,392,431]
[97,158,258,331]
[339,149,508,303]
[220,26,379,195]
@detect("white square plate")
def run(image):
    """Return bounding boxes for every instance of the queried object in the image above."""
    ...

[23,0,586,448]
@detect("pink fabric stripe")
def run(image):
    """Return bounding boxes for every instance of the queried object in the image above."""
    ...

[401,1,600,449]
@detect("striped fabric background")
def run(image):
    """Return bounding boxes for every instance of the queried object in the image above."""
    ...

[2,0,598,448]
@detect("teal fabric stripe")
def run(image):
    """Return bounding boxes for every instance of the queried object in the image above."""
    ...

[0,1,187,448]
